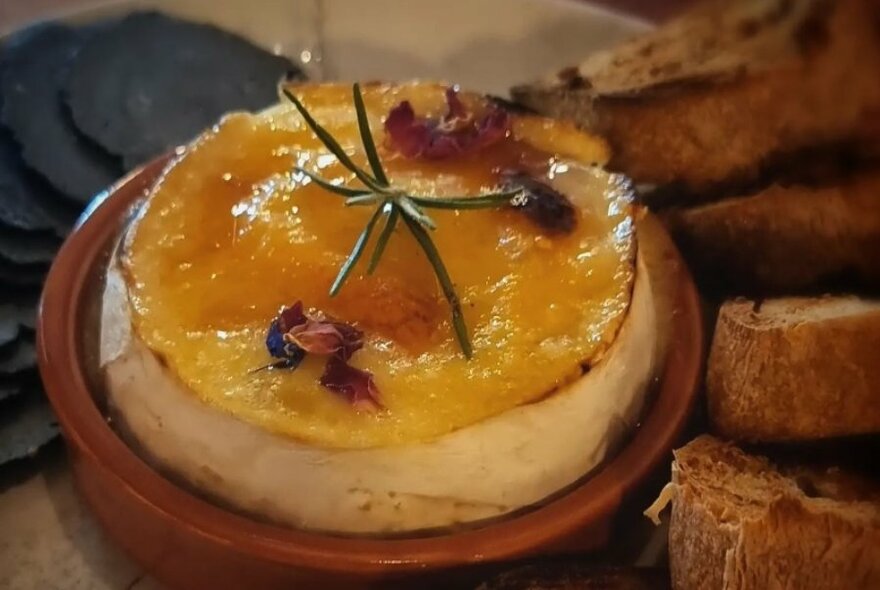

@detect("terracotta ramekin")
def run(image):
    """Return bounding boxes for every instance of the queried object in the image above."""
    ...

[37,155,704,590]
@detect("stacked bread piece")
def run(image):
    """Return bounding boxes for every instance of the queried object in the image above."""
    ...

[708,297,880,442]
[648,435,880,589]
[513,0,880,293]
[514,0,880,588]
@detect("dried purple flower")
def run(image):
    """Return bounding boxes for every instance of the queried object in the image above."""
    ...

[503,172,577,234]
[263,301,307,369]
[286,319,363,361]
[320,357,383,412]
[384,87,509,159]
[258,301,381,409]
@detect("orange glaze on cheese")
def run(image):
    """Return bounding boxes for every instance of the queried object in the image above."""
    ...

[123,83,635,448]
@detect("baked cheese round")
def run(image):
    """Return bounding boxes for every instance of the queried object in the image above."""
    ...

[101,83,658,533]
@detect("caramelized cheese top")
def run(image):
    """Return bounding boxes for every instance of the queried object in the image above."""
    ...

[123,83,635,448]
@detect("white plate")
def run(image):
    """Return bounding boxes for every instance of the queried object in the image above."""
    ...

[2,0,647,96]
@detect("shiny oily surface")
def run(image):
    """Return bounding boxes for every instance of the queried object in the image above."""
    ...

[123,83,635,448]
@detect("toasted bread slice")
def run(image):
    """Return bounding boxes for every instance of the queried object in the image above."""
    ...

[650,435,880,590]
[511,0,880,198]
[662,171,880,292]
[707,296,880,442]
[476,564,669,590]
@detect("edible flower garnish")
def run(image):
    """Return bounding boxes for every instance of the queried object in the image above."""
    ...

[504,172,577,235]
[287,319,363,360]
[384,87,510,159]
[259,301,381,411]
[264,301,308,369]
[320,357,382,412]
[282,83,521,358]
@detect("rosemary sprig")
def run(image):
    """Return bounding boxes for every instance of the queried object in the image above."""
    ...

[409,191,521,210]
[368,204,399,274]
[284,88,385,192]
[285,84,516,358]
[344,194,382,207]
[294,166,368,198]
[329,202,387,297]
[396,196,437,230]
[401,213,473,359]
[352,82,389,185]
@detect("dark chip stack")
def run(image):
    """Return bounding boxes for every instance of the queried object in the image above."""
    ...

[66,12,301,170]
[0,11,303,465]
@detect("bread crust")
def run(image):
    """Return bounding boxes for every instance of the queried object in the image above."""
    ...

[707,297,880,442]
[668,474,732,590]
[511,0,880,194]
[662,171,880,292]
[668,436,880,590]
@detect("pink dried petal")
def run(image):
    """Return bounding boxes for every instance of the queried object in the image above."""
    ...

[277,301,307,332]
[286,321,345,355]
[384,87,510,160]
[443,87,467,121]
[474,108,509,145]
[330,322,366,361]
[384,101,430,158]
[320,357,383,412]
[286,319,364,360]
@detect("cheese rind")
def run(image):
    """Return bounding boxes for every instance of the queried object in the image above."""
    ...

[101,83,656,533]
[101,246,656,533]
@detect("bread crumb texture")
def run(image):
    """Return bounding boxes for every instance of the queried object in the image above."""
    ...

[668,436,880,590]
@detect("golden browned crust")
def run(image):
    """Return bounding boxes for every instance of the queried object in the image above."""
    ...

[662,171,880,292]
[512,0,880,195]
[668,436,880,590]
[707,297,880,442]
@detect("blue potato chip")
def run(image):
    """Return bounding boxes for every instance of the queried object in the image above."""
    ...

[0,227,60,265]
[66,12,302,169]
[0,380,22,403]
[0,369,38,403]
[0,257,47,286]
[0,305,22,348]
[0,338,36,374]
[0,128,78,236]
[1,23,122,203]
[0,389,59,465]
[15,302,35,331]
